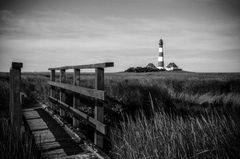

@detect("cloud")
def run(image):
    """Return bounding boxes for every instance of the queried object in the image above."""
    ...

[1,10,239,51]
[0,0,240,72]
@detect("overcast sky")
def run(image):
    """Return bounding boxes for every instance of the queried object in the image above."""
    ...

[0,0,240,72]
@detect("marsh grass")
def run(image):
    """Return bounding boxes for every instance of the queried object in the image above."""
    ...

[1,72,240,158]
[20,72,239,115]
[0,118,39,159]
[0,73,42,159]
[0,79,9,115]
[110,108,240,159]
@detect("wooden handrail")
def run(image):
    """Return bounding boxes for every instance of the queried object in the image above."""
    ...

[48,62,114,70]
[48,62,114,148]
[48,81,105,100]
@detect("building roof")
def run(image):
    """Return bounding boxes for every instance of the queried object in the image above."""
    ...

[166,62,178,68]
[146,63,157,69]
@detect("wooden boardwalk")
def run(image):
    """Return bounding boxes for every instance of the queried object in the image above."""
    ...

[22,104,105,159]
[8,62,113,159]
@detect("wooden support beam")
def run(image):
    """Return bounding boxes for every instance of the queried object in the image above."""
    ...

[48,62,114,71]
[94,67,104,148]
[50,70,55,110]
[73,69,80,128]
[9,62,23,133]
[60,69,66,117]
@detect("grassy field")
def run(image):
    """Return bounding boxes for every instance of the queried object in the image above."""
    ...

[0,71,240,158]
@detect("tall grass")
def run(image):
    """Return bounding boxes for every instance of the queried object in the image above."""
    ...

[111,109,240,159]
[17,72,239,114]
[21,74,49,105]
[0,80,9,115]
[1,72,240,158]
[0,73,42,159]
[0,118,39,159]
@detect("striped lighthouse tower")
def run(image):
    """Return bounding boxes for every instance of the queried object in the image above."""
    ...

[157,39,164,69]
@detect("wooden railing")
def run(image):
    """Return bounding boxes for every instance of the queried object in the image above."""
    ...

[48,62,114,148]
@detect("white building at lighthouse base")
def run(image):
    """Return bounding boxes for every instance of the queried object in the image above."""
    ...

[165,62,182,71]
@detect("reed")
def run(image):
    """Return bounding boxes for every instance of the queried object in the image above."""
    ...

[0,117,39,159]
[110,107,240,159]
[1,72,240,158]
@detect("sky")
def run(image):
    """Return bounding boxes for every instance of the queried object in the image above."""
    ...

[0,0,240,72]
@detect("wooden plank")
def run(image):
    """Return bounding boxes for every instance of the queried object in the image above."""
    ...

[60,153,97,159]
[23,110,41,119]
[33,129,56,144]
[60,69,66,117]
[37,141,61,150]
[94,67,104,148]
[41,148,67,159]
[48,62,114,70]
[26,118,48,131]
[49,96,106,134]
[38,140,79,151]
[48,81,105,100]
[73,69,80,128]
[22,107,42,112]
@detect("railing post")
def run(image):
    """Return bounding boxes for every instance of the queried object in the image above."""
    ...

[50,70,55,110]
[73,69,80,128]
[9,62,23,132]
[60,69,66,117]
[94,67,104,148]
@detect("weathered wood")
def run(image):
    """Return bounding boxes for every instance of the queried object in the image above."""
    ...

[22,107,91,159]
[48,81,105,100]
[33,129,56,144]
[23,110,41,119]
[48,62,114,70]
[12,62,23,69]
[47,62,114,149]
[26,118,48,131]
[94,67,104,148]
[50,70,55,110]
[41,148,66,159]
[60,69,66,117]
[73,69,80,128]
[37,141,61,151]
[49,96,106,134]
[9,62,22,132]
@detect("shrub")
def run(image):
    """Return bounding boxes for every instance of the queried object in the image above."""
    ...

[125,66,160,72]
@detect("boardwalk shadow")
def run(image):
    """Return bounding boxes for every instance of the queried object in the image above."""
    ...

[36,108,84,156]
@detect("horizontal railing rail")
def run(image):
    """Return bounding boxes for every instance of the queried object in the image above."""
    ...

[48,62,114,148]
[48,81,105,100]
[48,62,113,70]
[49,96,106,134]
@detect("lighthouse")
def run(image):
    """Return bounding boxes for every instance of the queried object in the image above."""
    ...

[157,39,164,69]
